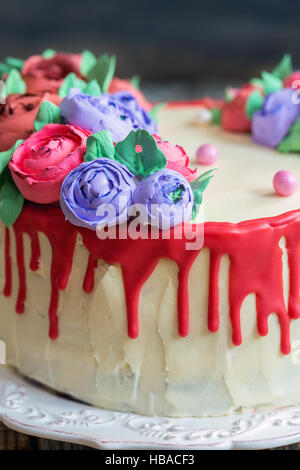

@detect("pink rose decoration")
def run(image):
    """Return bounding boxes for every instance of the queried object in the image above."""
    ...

[221,84,259,132]
[9,124,90,204]
[22,53,83,94]
[0,93,61,152]
[109,78,152,111]
[284,71,300,90]
[153,134,197,182]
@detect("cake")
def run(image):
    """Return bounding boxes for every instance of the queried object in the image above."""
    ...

[1,51,300,417]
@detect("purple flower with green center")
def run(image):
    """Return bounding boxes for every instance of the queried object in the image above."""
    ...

[60,158,136,230]
[252,88,300,147]
[133,169,194,229]
[60,88,157,142]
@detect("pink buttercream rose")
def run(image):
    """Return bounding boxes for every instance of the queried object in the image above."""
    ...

[9,124,90,204]
[0,93,62,151]
[284,71,300,90]
[153,135,197,182]
[22,53,83,94]
[109,78,152,111]
[221,84,262,132]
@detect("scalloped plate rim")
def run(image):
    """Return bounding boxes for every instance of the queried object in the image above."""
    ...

[1,366,300,450]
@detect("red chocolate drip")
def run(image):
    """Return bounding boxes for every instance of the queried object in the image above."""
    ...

[83,254,98,293]
[14,228,26,313]
[3,228,12,297]
[4,203,300,355]
[13,206,77,338]
[208,251,222,333]
[30,232,40,271]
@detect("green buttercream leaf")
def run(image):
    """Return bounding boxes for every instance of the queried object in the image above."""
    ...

[246,90,264,119]
[149,102,165,123]
[130,75,140,89]
[0,56,23,79]
[114,129,167,178]
[0,63,11,78]
[169,187,183,204]
[80,50,97,76]
[190,169,215,221]
[59,73,101,98]
[5,69,26,95]
[211,108,221,124]
[272,54,293,80]
[262,71,282,95]
[41,49,56,59]
[0,173,24,228]
[34,101,62,131]
[250,77,264,88]
[5,57,23,70]
[84,79,101,96]
[278,117,300,153]
[224,88,233,102]
[87,54,116,93]
[0,139,23,175]
[58,72,87,97]
[85,130,115,162]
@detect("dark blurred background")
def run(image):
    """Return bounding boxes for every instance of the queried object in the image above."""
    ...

[1,0,300,99]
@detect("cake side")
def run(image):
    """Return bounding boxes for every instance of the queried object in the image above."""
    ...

[2,192,300,416]
[1,53,300,418]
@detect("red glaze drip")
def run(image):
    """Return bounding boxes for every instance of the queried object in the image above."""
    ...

[3,203,300,355]
[13,206,77,338]
[166,98,224,110]
[3,228,12,297]
[208,251,222,333]
[83,254,98,293]
[30,233,40,271]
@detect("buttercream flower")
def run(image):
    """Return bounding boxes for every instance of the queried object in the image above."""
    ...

[284,71,300,89]
[252,88,300,147]
[221,84,260,132]
[9,123,90,203]
[22,53,82,94]
[0,93,61,151]
[153,135,197,182]
[109,78,152,111]
[60,158,136,229]
[60,89,157,142]
[133,168,194,229]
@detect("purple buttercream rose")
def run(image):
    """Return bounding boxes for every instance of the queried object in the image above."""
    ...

[60,158,136,230]
[133,169,194,229]
[60,88,157,143]
[252,88,300,147]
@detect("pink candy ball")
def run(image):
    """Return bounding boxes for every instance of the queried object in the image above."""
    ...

[273,170,298,197]
[196,143,218,165]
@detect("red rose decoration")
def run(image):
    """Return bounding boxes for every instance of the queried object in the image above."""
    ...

[284,71,300,89]
[22,53,83,94]
[109,78,152,111]
[153,134,197,182]
[0,93,61,152]
[221,84,261,132]
[9,124,90,204]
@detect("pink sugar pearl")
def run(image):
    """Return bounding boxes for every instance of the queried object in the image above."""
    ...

[196,143,218,165]
[273,170,298,196]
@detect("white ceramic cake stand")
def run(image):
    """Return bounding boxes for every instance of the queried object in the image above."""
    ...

[1,366,300,450]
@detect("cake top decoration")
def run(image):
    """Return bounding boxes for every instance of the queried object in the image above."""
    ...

[0,50,151,110]
[60,88,157,142]
[0,49,212,231]
[206,54,300,153]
